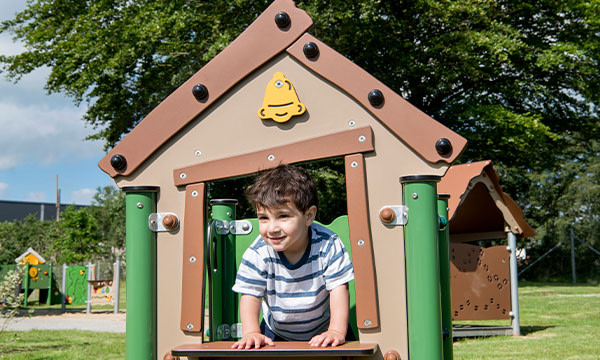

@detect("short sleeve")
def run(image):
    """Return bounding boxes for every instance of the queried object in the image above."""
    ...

[322,235,354,291]
[232,241,268,297]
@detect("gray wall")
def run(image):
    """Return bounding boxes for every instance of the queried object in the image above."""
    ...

[0,200,87,222]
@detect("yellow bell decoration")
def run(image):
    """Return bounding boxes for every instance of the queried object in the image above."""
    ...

[258,72,306,123]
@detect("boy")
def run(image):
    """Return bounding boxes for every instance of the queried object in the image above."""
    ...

[232,165,354,349]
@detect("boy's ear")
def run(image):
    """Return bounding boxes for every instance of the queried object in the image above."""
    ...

[305,205,317,225]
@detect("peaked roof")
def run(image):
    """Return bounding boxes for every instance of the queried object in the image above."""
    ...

[438,160,535,239]
[15,247,46,264]
[99,0,467,178]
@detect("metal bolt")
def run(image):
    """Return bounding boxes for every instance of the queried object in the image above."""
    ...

[358,135,366,142]
[150,219,156,225]
[191,190,199,198]
[189,256,197,263]
[358,239,365,246]
[194,150,202,156]
[412,193,418,199]
[186,323,194,330]
[364,320,372,327]
[351,161,358,168]
[136,202,144,209]
[509,311,515,318]
[506,246,512,252]
[242,223,250,231]
[180,172,187,179]
[348,120,356,127]
[226,212,232,217]
[268,154,275,161]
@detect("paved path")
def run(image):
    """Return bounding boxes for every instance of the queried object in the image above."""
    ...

[4,311,126,333]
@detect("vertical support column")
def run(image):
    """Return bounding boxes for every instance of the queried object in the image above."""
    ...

[209,199,238,340]
[113,259,121,314]
[437,194,453,360]
[47,263,53,306]
[400,176,443,360]
[507,232,521,336]
[61,263,67,313]
[23,263,30,307]
[86,262,92,314]
[570,229,576,284]
[124,186,159,360]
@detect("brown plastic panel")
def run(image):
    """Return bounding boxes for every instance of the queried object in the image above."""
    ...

[345,154,379,330]
[287,34,467,164]
[171,341,378,358]
[173,126,374,186]
[450,243,511,321]
[180,183,206,332]
[98,0,313,178]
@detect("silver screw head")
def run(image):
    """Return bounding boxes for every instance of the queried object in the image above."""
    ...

[364,320,372,327]
[348,120,356,127]
[242,223,250,231]
[267,154,275,161]
[194,150,202,156]
[189,256,197,263]
[191,190,199,198]
[358,135,366,142]
[412,193,418,199]
[351,161,358,168]
[358,239,365,246]
[179,172,187,179]
[226,212,232,217]
[186,323,194,330]
[136,202,144,209]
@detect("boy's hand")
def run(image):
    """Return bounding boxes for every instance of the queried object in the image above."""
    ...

[231,332,274,349]
[309,329,346,347]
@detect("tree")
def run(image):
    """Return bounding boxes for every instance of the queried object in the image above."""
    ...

[52,206,101,264]
[0,216,60,264]
[87,186,126,259]
[1,0,597,172]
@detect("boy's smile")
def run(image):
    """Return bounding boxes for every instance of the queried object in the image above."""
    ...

[257,202,317,262]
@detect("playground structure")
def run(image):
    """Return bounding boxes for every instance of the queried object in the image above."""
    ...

[438,161,535,337]
[98,1,470,359]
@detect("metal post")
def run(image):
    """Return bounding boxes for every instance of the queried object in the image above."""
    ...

[209,199,238,340]
[124,187,159,360]
[86,262,92,314]
[61,264,67,313]
[570,229,576,284]
[23,263,30,307]
[47,263,53,305]
[113,259,120,314]
[507,232,521,336]
[437,194,453,360]
[401,176,443,360]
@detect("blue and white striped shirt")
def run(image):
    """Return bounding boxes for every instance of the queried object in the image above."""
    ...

[232,223,354,340]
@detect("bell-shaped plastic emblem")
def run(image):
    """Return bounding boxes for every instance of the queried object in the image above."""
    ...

[258,72,306,123]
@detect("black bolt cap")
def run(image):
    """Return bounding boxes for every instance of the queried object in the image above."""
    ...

[274,11,290,28]
[435,138,453,156]
[303,42,319,58]
[192,84,208,101]
[110,154,127,171]
[368,89,384,106]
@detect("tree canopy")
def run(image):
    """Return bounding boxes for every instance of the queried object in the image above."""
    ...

[1,0,598,171]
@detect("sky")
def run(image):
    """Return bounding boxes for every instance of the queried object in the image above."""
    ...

[0,2,114,205]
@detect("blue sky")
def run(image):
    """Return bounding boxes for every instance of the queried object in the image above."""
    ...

[0,2,114,205]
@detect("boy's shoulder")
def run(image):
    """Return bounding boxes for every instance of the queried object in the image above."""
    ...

[310,222,339,243]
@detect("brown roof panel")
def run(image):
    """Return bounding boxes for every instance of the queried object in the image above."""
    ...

[286,34,467,164]
[98,0,313,177]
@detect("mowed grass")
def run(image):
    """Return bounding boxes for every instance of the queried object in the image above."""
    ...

[0,330,125,359]
[454,281,600,359]
[1,282,597,359]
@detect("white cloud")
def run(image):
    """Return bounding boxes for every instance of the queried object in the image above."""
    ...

[0,101,103,170]
[26,191,46,202]
[0,182,7,196]
[71,188,96,205]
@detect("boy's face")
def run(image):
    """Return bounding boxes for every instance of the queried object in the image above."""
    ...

[257,202,317,256]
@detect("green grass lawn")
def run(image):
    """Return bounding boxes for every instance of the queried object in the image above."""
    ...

[1,282,598,359]
[454,281,600,359]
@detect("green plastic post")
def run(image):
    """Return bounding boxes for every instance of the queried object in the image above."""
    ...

[438,194,453,360]
[401,177,443,360]
[124,187,158,360]
[47,263,53,305]
[23,263,30,307]
[209,199,238,340]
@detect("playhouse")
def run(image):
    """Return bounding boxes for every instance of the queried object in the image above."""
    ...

[98,1,468,359]
[438,161,535,337]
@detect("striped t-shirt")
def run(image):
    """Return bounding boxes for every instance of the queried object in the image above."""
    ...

[232,223,354,340]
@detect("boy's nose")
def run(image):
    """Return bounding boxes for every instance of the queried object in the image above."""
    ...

[266,220,281,233]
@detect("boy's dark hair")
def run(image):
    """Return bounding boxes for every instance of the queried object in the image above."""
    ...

[245,165,318,213]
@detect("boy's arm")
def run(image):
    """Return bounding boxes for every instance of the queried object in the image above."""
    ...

[309,283,349,347]
[231,294,274,349]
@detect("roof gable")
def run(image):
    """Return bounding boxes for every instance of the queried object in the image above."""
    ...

[15,247,46,264]
[99,0,466,178]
